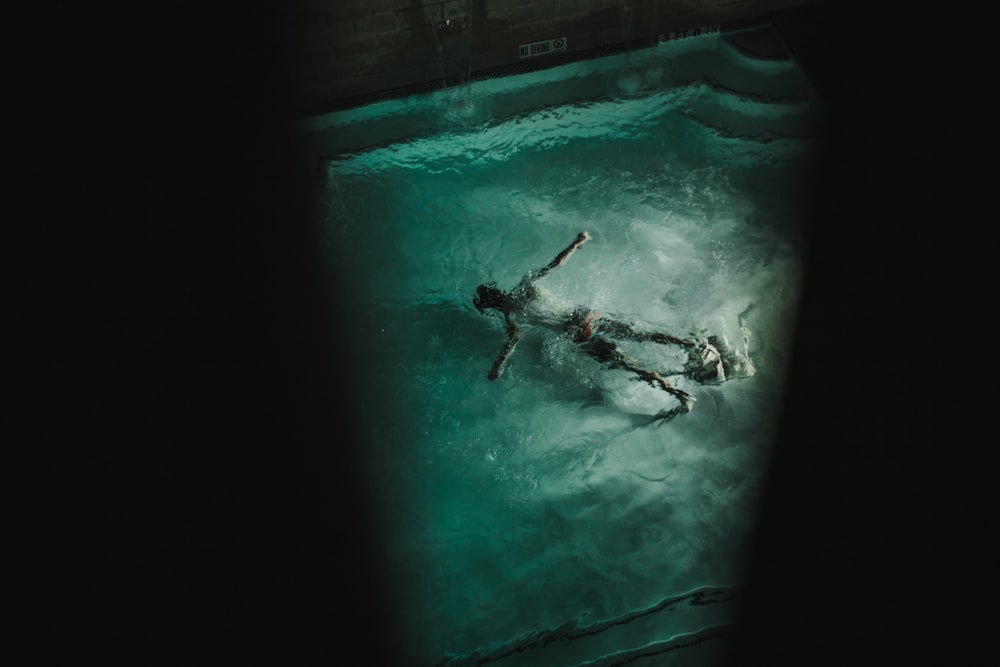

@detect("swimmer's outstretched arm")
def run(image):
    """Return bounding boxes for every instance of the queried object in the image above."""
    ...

[534,231,590,279]
[488,321,521,380]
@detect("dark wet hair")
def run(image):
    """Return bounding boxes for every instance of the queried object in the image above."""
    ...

[473,283,506,313]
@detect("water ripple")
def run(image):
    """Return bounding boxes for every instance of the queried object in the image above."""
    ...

[327,79,814,178]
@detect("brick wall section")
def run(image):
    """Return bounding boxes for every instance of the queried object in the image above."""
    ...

[287,0,828,115]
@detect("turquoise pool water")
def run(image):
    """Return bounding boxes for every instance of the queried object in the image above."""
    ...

[305,23,822,666]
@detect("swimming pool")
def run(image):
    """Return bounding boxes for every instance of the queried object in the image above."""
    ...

[305,22,823,666]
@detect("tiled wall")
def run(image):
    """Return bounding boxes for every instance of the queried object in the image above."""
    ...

[288,0,827,114]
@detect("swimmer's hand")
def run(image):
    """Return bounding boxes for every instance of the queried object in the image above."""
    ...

[576,231,591,244]
[488,368,499,381]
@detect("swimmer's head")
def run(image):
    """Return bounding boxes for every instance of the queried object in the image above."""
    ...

[473,283,506,313]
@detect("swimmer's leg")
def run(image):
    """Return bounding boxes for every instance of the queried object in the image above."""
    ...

[583,337,695,417]
[598,318,697,348]
[648,403,691,425]
[629,365,695,408]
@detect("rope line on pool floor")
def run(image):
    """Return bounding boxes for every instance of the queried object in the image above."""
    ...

[582,624,733,667]
[436,585,741,666]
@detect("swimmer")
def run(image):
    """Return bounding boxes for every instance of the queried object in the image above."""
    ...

[473,231,756,422]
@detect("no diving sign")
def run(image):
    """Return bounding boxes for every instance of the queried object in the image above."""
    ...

[658,24,720,43]
[518,36,567,59]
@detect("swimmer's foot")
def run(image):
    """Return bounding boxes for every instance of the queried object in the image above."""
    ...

[665,386,695,405]
[633,369,694,421]
[650,402,690,425]
[639,369,669,391]
[630,373,694,424]
[646,371,695,403]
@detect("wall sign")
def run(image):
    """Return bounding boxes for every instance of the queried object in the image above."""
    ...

[518,36,567,59]
[658,24,720,43]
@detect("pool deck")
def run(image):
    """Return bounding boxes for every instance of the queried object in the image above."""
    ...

[288,0,831,116]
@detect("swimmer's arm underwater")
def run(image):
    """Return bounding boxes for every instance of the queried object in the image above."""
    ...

[488,320,521,381]
[534,231,590,280]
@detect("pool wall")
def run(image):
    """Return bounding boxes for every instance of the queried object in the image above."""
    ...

[288,0,830,114]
